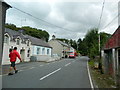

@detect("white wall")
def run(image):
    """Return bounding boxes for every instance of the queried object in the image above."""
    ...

[2,37,32,65]
[32,45,52,56]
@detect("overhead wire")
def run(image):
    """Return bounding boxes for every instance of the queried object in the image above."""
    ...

[12,6,75,32]
[102,13,119,30]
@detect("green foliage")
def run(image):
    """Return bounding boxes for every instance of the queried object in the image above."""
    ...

[5,23,20,31]
[56,28,111,58]
[5,23,49,42]
[99,32,111,49]
[77,28,111,58]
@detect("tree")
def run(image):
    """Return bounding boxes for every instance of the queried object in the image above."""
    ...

[99,32,111,49]
[5,23,19,31]
[77,28,111,58]
[83,28,99,58]
[5,23,50,42]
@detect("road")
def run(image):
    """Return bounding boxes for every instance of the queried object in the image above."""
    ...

[2,56,92,88]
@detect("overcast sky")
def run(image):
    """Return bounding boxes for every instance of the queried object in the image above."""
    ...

[5,0,119,40]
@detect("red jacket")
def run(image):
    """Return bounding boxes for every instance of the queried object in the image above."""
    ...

[9,50,21,62]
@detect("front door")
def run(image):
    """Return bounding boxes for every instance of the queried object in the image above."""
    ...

[20,49,25,62]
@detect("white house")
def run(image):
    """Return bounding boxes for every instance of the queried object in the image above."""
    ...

[2,28,32,65]
[24,35,52,57]
[2,28,52,65]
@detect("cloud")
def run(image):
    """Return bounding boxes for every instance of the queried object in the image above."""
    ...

[5,0,119,40]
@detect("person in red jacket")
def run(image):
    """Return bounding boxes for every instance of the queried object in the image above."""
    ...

[8,47,22,75]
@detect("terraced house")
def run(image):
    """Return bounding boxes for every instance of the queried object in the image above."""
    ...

[2,28,52,65]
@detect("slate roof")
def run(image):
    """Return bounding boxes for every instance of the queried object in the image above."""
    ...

[5,28,52,48]
[5,28,25,43]
[57,40,70,47]
[24,35,52,48]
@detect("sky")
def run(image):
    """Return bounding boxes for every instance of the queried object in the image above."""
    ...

[5,0,119,40]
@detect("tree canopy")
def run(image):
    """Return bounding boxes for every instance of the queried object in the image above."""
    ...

[5,23,49,42]
[77,28,111,58]
[57,28,111,58]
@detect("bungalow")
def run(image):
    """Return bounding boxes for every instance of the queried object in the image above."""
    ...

[48,35,71,58]
[101,26,120,87]
[2,28,52,65]
[24,35,52,56]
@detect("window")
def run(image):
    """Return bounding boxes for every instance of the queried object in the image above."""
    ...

[47,49,49,55]
[42,48,45,55]
[4,35,9,44]
[16,38,20,45]
[37,48,40,55]
[27,48,30,57]
[27,40,29,46]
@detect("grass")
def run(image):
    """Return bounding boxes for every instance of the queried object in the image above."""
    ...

[88,60,116,88]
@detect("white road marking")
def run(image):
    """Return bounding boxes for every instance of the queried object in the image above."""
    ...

[29,67,35,69]
[40,68,61,81]
[87,61,94,89]
[40,65,43,67]
[65,63,71,67]
[21,67,28,69]
[19,70,24,72]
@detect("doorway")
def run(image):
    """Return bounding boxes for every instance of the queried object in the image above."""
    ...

[20,49,25,62]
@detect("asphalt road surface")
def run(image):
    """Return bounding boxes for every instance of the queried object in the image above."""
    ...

[2,56,92,88]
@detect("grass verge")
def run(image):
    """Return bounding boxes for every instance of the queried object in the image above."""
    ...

[88,60,116,88]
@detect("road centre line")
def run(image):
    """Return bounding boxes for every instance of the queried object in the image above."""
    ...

[29,67,35,69]
[40,68,61,81]
[19,70,24,72]
[65,63,71,67]
[40,65,44,67]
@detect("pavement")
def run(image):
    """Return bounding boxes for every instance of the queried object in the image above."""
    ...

[2,56,92,88]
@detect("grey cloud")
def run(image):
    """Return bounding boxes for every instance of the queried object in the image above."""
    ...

[5,0,118,40]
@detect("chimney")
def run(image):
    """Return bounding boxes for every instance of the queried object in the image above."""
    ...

[52,35,56,40]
